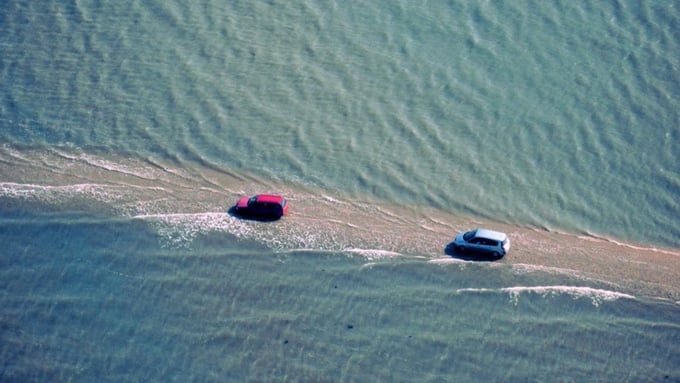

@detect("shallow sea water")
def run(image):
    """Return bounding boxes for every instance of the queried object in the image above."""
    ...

[2,206,679,382]
[1,1,679,381]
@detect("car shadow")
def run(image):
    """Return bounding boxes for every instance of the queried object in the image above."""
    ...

[444,242,504,262]
[227,206,283,222]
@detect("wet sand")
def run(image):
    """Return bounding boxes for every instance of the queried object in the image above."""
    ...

[2,147,679,302]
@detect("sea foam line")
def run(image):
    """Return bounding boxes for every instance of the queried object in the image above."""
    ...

[51,150,162,181]
[130,212,251,247]
[0,182,170,204]
[0,182,119,201]
[578,233,680,257]
[456,285,634,307]
[343,248,402,259]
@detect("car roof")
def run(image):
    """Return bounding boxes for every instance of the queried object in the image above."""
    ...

[475,228,507,241]
[254,194,285,204]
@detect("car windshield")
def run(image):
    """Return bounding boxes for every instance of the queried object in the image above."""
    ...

[463,230,477,241]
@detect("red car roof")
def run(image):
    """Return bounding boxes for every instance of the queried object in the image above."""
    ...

[255,194,285,204]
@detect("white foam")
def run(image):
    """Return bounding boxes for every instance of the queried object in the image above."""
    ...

[320,194,346,204]
[51,150,161,180]
[133,212,252,247]
[343,248,402,260]
[361,262,377,269]
[279,248,339,255]
[578,233,680,257]
[510,263,624,288]
[0,182,121,203]
[428,257,467,265]
[456,285,634,307]
[133,211,319,251]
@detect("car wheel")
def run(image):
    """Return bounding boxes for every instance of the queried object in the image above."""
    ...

[492,251,501,258]
[457,246,465,253]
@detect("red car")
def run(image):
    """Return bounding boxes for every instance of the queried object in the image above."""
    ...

[234,194,289,218]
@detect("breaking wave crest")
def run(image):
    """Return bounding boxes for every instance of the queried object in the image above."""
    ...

[0,182,130,205]
[456,286,635,307]
[1,148,679,301]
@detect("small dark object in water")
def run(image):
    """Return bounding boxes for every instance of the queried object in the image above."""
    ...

[347,324,354,329]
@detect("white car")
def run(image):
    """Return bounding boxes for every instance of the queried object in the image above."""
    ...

[452,228,510,258]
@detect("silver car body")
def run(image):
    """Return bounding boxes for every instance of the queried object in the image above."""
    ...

[453,228,510,257]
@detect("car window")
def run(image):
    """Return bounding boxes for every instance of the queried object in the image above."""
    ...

[254,202,281,214]
[475,238,498,246]
[463,230,476,241]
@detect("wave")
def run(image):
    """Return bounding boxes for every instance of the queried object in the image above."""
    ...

[131,212,414,258]
[456,285,635,307]
[0,182,123,204]
[51,151,164,181]
[1,148,679,302]
[578,233,680,257]
[343,248,402,259]
[428,257,467,265]
[132,212,253,248]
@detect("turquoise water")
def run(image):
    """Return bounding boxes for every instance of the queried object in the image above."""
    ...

[2,207,678,382]
[1,1,679,381]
